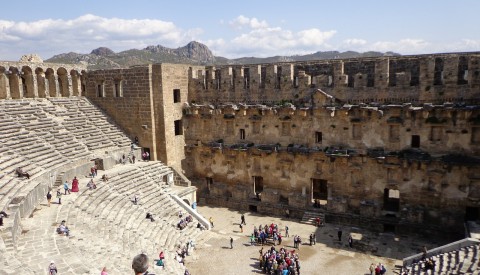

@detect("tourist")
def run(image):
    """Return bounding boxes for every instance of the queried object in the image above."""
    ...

[15,167,30,179]
[57,220,70,236]
[91,166,96,178]
[132,155,136,164]
[369,263,376,275]
[241,214,246,225]
[230,237,233,249]
[285,225,289,237]
[209,217,214,227]
[63,180,70,195]
[132,195,139,205]
[146,213,155,222]
[239,223,243,233]
[71,176,79,192]
[46,191,52,207]
[56,189,62,204]
[101,267,108,275]
[48,260,57,275]
[145,151,150,161]
[101,174,109,182]
[132,253,153,275]
[348,235,353,248]
[134,136,139,145]
[0,211,7,226]
[338,228,342,241]
[87,179,97,190]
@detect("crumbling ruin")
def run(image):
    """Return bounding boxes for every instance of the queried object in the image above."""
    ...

[1,52,479,237]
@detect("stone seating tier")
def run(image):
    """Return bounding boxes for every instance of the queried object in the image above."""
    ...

[405,244,480,274]
[0,97,134,210]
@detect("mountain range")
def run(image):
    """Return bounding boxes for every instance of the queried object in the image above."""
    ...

[45,41,400,69]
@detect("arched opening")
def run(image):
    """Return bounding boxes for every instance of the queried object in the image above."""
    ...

[0,66,8,99]
[45,68,57,97]
[21,66,35,98]
[57,67,69,97]
[70,70,80,96]
[35,68,47,98]
[80,70,87,96]
[8,67,21,99]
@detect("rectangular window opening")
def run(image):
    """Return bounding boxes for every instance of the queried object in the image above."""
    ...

[253,176,264,196]
[383,188,400,212]
[315,131,323,143]
[411,135,420,148]
[240,129,245,140]
[311,179,328,206]
[174,120,183,136]
[173,89,181,103]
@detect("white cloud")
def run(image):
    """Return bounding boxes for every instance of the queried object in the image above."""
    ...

[229,15,269,30]
[213,16,336,57]
[343,38,367,46]
[0,14,201,60]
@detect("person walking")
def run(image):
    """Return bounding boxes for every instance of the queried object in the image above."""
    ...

[56,189,62,205]
[285,225,289,237]
[338,228,343,242]
[241,214,246,225]
[348,235,353,248]
[209,217,214,228]
[46,191,52,207]
[230,237,233,249]
[63,181,70,195]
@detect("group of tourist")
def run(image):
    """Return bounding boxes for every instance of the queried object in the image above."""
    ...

[258,246,301,274]
[177,212,194,230]
[369,262,387,275]
[252,223,284,246]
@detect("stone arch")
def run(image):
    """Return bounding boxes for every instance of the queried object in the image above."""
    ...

[183,198,191,206]
[35,67,47,98]
[70,69,80,96]
[0,66,9,99]
[57,67,69,97]
[8,66,22,99]
[45,68,57,97]
[21,66,35,98]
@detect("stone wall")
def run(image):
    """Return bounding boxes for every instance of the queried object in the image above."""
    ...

[84,66,158,158]
[185,143,479,234]
[184,104,480,155]
[189,53,480,105]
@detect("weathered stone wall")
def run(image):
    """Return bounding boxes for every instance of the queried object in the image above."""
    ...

[184,104,480,155]
[185,143,479,234]
[84,66,158,158]
[152,64,190,170]
[189,53,480,105]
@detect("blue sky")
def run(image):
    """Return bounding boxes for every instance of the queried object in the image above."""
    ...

[0,0,479,60]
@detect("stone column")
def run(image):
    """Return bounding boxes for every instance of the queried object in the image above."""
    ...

[32,74,38,98]
[67,75,73,97]
[0,72,11,99]
[53,74,60,97]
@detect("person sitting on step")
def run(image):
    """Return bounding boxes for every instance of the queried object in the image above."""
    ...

[57,220,70,236]
[15,167,30,179]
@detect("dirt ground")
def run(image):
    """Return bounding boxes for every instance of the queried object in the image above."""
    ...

[185,205,448,275]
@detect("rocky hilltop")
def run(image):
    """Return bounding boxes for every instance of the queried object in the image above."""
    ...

[45,41,399,69]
